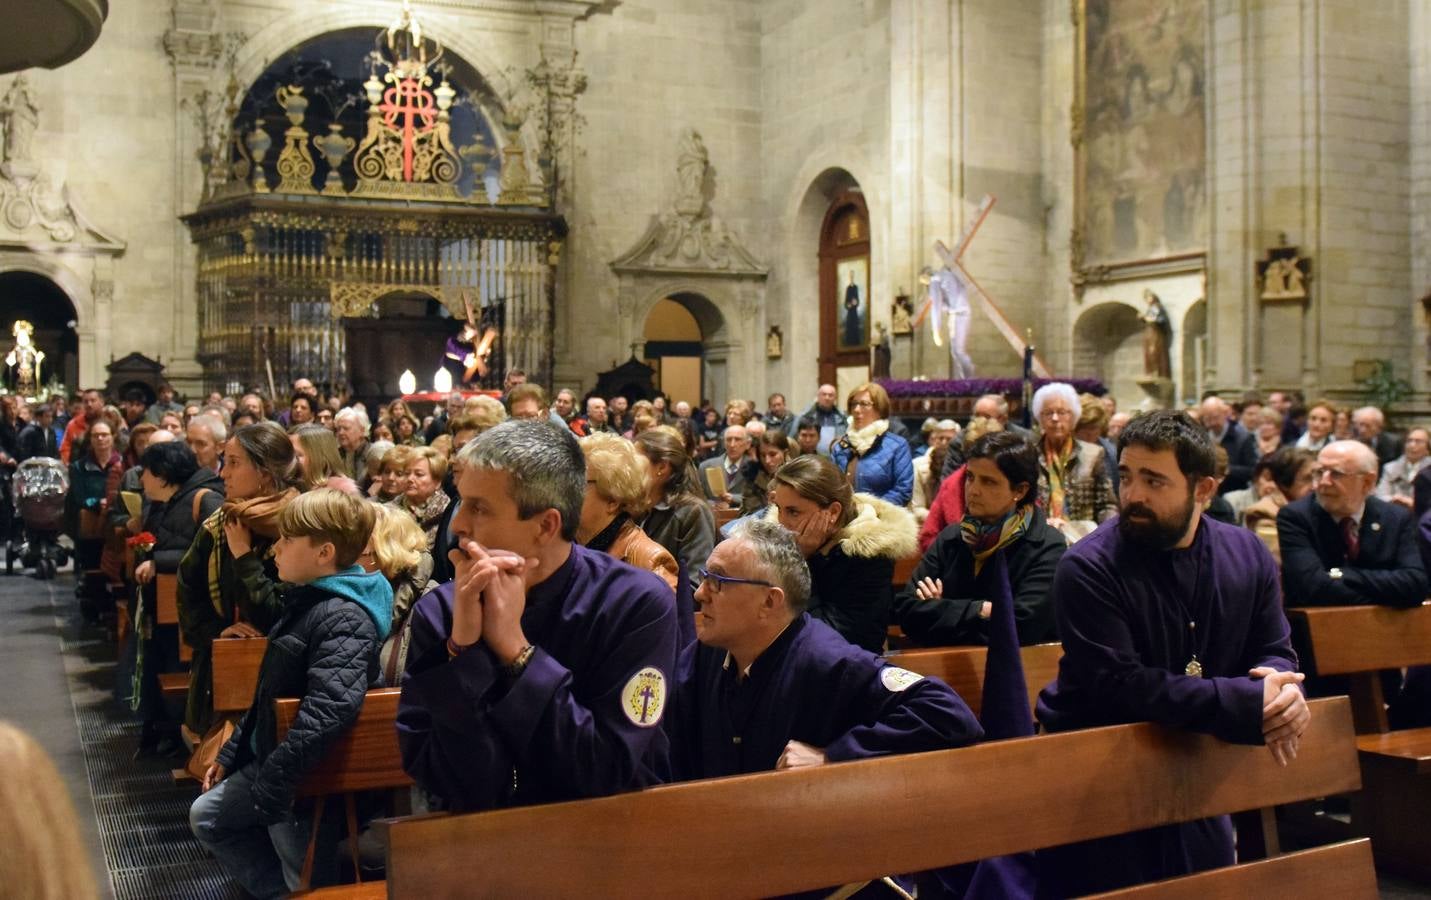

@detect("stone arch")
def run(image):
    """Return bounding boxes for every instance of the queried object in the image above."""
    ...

[0,260,85,394]
[232,9,519,106]
[0,253,87,331]
[1073,300,1143,408]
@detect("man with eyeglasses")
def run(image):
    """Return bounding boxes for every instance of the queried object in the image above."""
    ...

[668,519,981,780]
[1277,439,1426,610]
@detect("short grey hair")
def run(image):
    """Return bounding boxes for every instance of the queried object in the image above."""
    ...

[1325,439,1379,475]
[728,518,811,612]
[336,406,371,432]
[1031,383,1081,422]
[190,413,228,444]
[366,439,394,468]
[1351,406,1384,427]
[977,393,1010,418]
[458,420,585,540]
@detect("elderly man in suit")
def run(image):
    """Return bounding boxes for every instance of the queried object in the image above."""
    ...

[1277,439,1426,610]
[699,424,753,508]
[1353,406,1403,472]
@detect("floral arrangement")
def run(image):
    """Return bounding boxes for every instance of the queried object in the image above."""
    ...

[125,532,157,553]
[877,377,1107,398]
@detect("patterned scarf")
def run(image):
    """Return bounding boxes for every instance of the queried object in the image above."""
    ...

[201,488,299,618]
[1043,438,1076,519]
[959,504,1034,575]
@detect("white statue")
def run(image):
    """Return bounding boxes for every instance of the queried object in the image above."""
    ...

[919,265,975,379]
[674,129,708,218]
[0,75,39,166]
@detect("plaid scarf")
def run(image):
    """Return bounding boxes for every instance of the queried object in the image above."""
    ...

[959,504,1034,575]
[1043,438,1076,519]
[200,488,298,618]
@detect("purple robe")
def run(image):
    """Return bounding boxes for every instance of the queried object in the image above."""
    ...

[1035,515,1298,896]
[397,544,677,812]
[669,613,983,780]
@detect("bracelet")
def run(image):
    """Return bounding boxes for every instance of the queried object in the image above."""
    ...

[446,636,475,659]
[502,644,536,678]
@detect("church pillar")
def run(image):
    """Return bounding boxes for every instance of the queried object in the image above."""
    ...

[163,1,224,393]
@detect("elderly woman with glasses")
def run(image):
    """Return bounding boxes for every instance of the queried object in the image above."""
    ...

[1031,383,1116,542]
[830,382,913,506]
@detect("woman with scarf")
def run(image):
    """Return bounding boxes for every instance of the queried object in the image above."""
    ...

[1031,382,1116,542]
[387,446,449,552]
[892,431,1065,646]
[577,432,678,591]
[768,454,917,653]
[635,427,716,593]
[830,382,913,506]
[176,422,300,736]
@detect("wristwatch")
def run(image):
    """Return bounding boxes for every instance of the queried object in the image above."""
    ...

[502,644,536,678]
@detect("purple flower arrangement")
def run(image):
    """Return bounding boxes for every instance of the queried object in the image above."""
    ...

[877,377,1107,398]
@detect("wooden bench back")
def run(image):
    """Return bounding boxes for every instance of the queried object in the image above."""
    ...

[1287,603,1431,675]
[891,552,920,587]
[154,573,194,662]
[211,637,267,714]
[386,696,1360,898]
[1089,839,1376,899]
[274,688,411,797]
[887,643,1062,720]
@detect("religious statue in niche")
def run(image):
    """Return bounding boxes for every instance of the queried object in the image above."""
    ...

[0,75,39,172]
[1257,236,1311,302]
[674,129,710,218]
[1141,289,1172,380]
[891,292,913,336]
[870,323,891,379]
[5,320,45,398]
[766,326,783,360]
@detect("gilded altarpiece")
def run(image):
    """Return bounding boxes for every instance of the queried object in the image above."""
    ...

[181,9,568,396]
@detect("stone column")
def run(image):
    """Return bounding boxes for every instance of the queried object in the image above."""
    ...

[163,1,224,392]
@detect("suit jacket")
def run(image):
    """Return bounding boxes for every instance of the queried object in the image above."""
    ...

[1216,422,1259,494]
[699,455,752,503]
[1276,494,1427,608]
[1368,432,1404,471]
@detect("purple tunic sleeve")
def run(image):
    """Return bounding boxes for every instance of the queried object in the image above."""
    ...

[822,663,983,761]
[1038,531,1292,746]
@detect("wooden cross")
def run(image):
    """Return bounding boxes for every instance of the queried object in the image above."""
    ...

[915,194,1052,378]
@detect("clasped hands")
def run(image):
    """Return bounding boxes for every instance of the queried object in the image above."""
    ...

[449,538,537,665]
[1250,667,1310,767]
[914,577,992,619]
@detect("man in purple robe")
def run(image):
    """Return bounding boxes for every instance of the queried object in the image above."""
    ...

[1036,410,1309,896]
[397,420,678,812]
[669,518,982,781]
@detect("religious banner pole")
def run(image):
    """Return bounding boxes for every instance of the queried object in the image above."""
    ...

[1022,328,1035,430]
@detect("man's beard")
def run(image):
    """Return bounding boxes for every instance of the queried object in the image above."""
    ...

[1117,491,1199,551]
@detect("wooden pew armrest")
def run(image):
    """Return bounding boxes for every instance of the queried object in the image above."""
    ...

[371,811,450,841]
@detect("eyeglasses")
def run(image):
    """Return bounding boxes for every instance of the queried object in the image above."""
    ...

[697,567,774,594]
[1040,408,1074,419]
[851,400,876,409]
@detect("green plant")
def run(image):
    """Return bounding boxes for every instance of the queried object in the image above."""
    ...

[1360,359,1412,410]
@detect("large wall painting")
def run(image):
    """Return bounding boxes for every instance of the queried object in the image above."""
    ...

[1074,0,1207,289]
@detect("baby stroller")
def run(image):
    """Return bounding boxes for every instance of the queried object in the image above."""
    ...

[8,457,72,579]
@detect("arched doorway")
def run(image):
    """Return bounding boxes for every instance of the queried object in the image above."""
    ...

[344,292,457,407]
[1073,302,1143,408]
[818,189,870,387]
[642,292,726,407]
[0,271,79,396]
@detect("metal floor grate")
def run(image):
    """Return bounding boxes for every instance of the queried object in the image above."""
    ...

[53,574,233,900]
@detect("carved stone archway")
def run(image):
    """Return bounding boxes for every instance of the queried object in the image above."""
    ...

[610,129,767,408]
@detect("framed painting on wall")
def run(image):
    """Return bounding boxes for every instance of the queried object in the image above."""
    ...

[1072,0,1208,293]
[835,256,869,352]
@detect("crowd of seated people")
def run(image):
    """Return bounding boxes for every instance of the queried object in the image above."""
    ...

[12,368,1431,897]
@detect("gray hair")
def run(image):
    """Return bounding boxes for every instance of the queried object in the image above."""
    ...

[728,518,811,613]
[458,420,585,540]
[366,439,394,468]
[336,406,371,432]
[1031,383,1082,421]
[190,413,228,444]
[977,393,1010,418]
[1351,406,1384,427]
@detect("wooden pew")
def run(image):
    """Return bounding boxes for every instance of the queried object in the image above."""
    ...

[886,642,1062,721]
[885,552,924,648]
[385,696,1368,898]
[274,687,411,896]
[211,637,268,715]
[1287,602,1431,879]
[154,573,192,663]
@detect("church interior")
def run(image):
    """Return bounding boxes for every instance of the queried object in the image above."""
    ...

[3,0,1431,897]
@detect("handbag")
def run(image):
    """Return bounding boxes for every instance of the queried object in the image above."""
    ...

[185,717,236,781]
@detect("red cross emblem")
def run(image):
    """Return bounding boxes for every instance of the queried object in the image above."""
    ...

[378,76,438,182]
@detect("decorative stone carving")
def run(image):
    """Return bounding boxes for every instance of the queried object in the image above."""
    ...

[1257,235,1311,303]
[163,29,224,71]
[610,129,766,278]
[274,84,317,195]
[0,76,122,252]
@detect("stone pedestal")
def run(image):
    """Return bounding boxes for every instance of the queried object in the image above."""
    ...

[1135,375,1175,411]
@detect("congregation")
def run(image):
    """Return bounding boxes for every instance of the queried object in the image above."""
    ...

[5,366,1429,897]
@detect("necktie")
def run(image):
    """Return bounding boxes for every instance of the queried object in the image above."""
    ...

[1340,517,1360,562]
